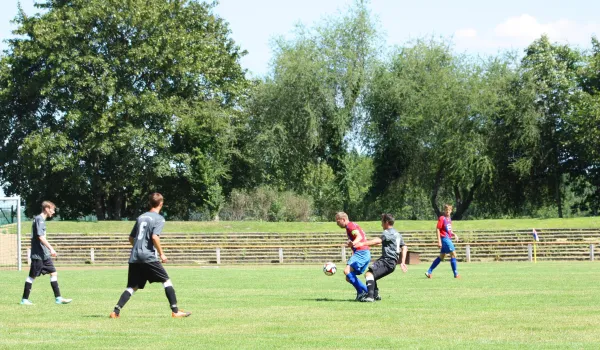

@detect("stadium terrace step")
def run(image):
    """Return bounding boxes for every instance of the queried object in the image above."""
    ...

[18,229,600,265]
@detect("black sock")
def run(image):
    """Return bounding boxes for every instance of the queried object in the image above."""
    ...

[114,290,132,314]
[51,281,61,298]
[374,281,379,297]
[22,282,32,300]
[165,286,178,313]
[366,279,375,298]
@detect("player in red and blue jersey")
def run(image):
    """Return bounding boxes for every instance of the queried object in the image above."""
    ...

[425,204,460,278]
[335,212,371,300]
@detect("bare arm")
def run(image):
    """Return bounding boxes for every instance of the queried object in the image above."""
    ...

[129,236,134,246]
[354,237,382,248]
[152,234,167,263]
[39,235,57,257]
[399,245,408,273]
[436,229,442,248]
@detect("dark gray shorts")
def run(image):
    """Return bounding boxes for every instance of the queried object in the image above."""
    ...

[127,262,170,289]
[28,259,56,278]
[368,258,397,280]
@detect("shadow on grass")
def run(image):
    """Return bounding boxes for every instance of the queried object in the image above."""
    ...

[303,298,354,302]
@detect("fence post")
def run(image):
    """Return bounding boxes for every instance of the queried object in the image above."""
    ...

[591,244,595,261]
[527,244,532,262]
[279,248,283,263]
[27,248,31,265]
[216,248,221,265]
[465,245,471,263]
[90,248,95,263]
[342,246,346,262]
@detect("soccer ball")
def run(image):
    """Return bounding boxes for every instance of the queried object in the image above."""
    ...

[323,262,336,276]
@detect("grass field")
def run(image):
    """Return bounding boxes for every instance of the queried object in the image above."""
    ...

[29,216,600,234]
[1,262,599,349]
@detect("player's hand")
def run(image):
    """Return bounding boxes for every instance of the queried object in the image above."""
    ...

[50,249,57,257]
[353,242,363,248]
[160,254,168,263]
[437,242,442,248]
[400,263,408,273]
[345,240,353,248]
[454,235,459,242]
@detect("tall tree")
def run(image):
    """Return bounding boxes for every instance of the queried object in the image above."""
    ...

[519,35,582,217]
[235,0,378,216]
[364,40,498,219]
[569,36,600,214]
[0,0,247,219]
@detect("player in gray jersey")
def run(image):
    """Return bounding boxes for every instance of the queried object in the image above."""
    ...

[353,213,407,302]
[109,193,191,318]
[20,201,72,305]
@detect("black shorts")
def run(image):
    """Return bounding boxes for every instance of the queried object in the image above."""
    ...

[368,258,397,280]
[29,259,56,278]
[127,261,170,289]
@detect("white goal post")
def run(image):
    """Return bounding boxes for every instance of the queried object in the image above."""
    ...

[0,197,22,271]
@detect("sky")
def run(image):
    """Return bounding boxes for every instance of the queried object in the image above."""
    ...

[0,0,599,196]
[1,0,599,78]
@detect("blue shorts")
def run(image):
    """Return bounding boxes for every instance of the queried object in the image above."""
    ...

[347,250,371,275]
[441,237,455,254]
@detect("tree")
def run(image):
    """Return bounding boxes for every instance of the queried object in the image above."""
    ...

[518,35,583,217]
[234,0,378,216]
[363,39,499,219]
[569,36,600,214]
[0,0,247,219]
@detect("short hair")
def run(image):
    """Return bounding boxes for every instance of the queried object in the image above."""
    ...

[149,193,164,209]
[381,213,395,226]
[443,204,453,211]
[335,212,348,220]
[41,201,56,210]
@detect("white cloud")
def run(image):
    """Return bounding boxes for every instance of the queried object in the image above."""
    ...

[454,14,599,54]
[455,28,477,38]
[494,14,598,45]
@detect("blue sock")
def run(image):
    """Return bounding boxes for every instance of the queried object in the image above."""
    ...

[451,257,458,276]
[346,272,368,293]
[428,257,441,274]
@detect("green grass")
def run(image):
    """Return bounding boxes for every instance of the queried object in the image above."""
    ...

[28,216,600,234]
[1,262,600,349]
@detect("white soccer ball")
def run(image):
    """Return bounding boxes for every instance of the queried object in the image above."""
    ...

[323,262,336,276]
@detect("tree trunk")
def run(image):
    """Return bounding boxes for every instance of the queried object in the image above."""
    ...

[94,193,105,221]
[452,177,481,220]
[430,168,443,218]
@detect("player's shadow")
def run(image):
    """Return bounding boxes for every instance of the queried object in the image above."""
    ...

[302,298,354,302]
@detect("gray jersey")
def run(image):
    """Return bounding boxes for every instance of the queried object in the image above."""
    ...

[128,211,165,263]
[30,215,50,260]
[380,227,405,261]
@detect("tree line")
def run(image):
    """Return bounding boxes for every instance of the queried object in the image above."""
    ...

[1,0,599,221]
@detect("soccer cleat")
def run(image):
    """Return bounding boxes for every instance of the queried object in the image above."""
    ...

[20,299,34,305]
[355,291,368,302]
[361,297,375,302]
[454,274,461,279]
[374,294,382,301]
[109,312,120,319]
[425,272,432,279]
[172,310,192,318]
[55,297,72,304]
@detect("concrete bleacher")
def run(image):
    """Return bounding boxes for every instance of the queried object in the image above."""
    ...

[18,228,600,266]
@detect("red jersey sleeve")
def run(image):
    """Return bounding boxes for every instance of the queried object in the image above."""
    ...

[437,216,445,230]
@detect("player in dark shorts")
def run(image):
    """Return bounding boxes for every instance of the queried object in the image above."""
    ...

[353,213,407,302]
[21,201,72,305]
[109,193,191,318]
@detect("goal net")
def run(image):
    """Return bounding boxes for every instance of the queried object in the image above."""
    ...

[0,197,22,270]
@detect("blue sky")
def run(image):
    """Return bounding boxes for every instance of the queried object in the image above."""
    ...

[1,0,599,78]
